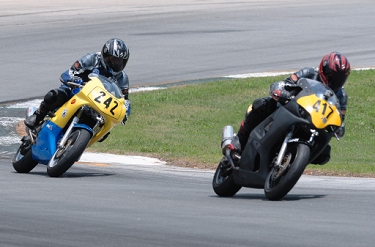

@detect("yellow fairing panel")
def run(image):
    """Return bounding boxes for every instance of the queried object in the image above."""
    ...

[297,94,342,129]
[51,78,126,128]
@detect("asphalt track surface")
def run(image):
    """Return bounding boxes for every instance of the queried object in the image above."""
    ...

[2,1,375,246]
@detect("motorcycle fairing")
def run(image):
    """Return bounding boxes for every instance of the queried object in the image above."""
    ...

[295,78,342,129]
[51,79,125,129]
[50,77,126,145]
[234,103,311,188]
[31,120,63,165]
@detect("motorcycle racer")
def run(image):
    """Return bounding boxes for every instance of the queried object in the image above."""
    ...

[24,38,131,132]
[236,52,350,165]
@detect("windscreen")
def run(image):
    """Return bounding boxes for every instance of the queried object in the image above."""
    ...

[90,74,123,99]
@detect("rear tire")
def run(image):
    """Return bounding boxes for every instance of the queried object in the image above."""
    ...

[212,157,242,197]
[264,144,310,201]
[47,129,91,177]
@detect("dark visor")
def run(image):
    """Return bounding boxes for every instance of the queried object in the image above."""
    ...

[104,56,124,72]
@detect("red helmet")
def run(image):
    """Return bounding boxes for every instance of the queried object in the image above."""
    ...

[319,52,350,92]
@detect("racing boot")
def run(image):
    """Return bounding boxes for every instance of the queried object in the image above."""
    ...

[24,102,48,130]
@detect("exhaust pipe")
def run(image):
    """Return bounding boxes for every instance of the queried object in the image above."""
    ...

[221,125,234,152]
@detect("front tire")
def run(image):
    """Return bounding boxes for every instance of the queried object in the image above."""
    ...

[212,157,242,197]
[47,129,91,177]
[264,144,310,201]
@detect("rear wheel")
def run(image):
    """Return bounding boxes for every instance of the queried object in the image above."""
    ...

[13,146,38,173]
[47,129,91,177]
[212,157,242,197]
[264,144,310,201]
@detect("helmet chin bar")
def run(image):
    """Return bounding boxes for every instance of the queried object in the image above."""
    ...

[107,68,121,76]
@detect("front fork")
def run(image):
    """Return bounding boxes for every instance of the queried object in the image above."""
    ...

[56,106,100,150]
[274,131,293,168]
[274,126,317,169]
[57,108,85,149]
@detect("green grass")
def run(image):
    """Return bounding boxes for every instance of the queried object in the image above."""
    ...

[90,69,375,176]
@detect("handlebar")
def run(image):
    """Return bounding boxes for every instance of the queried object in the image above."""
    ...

[66,81,84,88]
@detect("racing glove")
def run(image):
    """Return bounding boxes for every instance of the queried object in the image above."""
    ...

[270,82,291,104]
[71,76,85,85]
[270,81,300,104]
[336,123,345,138]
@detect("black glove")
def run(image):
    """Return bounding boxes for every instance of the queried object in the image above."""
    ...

[336,123,345,138]
[121,115,127,125]
[270,89,291,103]
[270,81,292,103]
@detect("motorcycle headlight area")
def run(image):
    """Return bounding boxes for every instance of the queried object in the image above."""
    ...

[79,106,104,129]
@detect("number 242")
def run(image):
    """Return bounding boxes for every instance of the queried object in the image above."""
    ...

[94,91,118,115]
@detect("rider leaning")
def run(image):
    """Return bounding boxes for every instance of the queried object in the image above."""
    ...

[25,38,131,131]
[236,52,351,165]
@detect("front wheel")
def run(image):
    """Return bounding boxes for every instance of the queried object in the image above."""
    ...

[264,143,310,201]
[212,157,242,197]
[47,129,91,177]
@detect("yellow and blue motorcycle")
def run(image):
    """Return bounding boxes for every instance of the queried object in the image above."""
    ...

[13,74,127,177]
[213,78,343,200]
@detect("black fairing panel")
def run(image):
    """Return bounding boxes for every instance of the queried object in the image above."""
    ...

[235,104,310,187]
[232,78,338,189]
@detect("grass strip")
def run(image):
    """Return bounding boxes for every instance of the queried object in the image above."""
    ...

[90,69,375,177]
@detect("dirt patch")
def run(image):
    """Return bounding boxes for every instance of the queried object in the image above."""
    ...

[165,159,215,170]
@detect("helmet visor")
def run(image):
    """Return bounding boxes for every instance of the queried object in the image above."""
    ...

[326,73,348,92]
[104,55,124,73]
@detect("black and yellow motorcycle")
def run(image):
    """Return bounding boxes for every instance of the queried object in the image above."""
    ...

[213,78,342,200]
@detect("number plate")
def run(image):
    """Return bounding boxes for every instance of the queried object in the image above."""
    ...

[88,87,123,120]
[297,94,341,128]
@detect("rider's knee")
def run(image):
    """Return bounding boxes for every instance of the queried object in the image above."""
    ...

[311,145,331,165]
[252,98,268,113]
[44,89,59,104]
